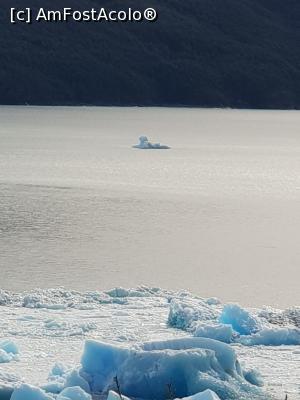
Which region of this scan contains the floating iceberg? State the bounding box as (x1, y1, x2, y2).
(80, 338, 270, 400)
(133, 136, 170, 149)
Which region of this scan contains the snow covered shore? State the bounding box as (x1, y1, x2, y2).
(0, 287, 299, 399)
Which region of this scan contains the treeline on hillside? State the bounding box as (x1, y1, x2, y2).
(0, 0, 300, 108)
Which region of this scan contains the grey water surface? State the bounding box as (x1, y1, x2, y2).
(1, 106, 300, 307)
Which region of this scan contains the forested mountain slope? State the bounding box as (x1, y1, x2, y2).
(0, 0, 300, 108)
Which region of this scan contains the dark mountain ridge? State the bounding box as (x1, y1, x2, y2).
(0, 0, 300, 108)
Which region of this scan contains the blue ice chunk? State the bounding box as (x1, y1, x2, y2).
(0, 341, 19, 355)
(219, 304, 261, 335)
(81, 338, 270, 400)
(0, 341, 19, 364)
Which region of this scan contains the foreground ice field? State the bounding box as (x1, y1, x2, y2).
(0, 288, 299, 400)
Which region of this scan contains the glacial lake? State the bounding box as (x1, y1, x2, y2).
(1, 106, 300, 308)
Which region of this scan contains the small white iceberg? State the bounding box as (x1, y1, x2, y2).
(133, 136, 170, 149)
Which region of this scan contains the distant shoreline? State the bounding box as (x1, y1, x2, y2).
(0, 103, 299, 111)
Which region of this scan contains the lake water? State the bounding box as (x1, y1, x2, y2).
(1, 106, 300, 308)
